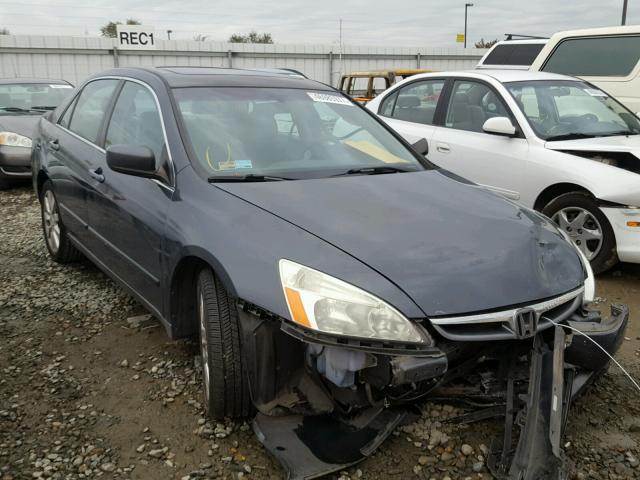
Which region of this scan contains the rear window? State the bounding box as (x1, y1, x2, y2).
(482, 43, 545, 66)
(542, 36, 640, 76)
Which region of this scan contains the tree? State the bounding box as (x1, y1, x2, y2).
(193, 34, 209, 42)
(229, 31, 273, 44)
(475, 38, 498, 49)
(100, 19, 141, 38)
(0, 28, 9, 35)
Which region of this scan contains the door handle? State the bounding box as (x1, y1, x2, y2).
(48, 139, 59, 151)
(436, 142, 451, 153)
(89, 167, 105, 183)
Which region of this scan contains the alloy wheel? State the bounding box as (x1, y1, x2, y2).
(43, 190, 61, 254)
(552, 207, 603, 261)
(198, 291, 211, 405)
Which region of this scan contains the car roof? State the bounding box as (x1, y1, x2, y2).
(405, 69, 580, 84)
(548, 24, 640, 39)
(0, 77, 70, 85)
(90, 66, 333, 90)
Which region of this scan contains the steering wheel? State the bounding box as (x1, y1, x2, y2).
(337, 127, 365, 140)
(579, 113, 598, 123)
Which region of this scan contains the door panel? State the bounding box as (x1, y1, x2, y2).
(86, 81, 170, 309)
(45, 80, 119, 245)
(429, 79, 528, 200)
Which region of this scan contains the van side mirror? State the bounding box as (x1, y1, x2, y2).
(411, 138, 429, 156)
(482, 117, 517, 137)
(106, 145, 158, 179)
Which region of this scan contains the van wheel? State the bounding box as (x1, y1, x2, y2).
(197, 268, 251, 419)
(542, 192, 618, 274)
(40, 181, 83, 263)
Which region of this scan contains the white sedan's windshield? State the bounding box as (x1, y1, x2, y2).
(505, 80, 640, 141)
(173, 87, 425, 179)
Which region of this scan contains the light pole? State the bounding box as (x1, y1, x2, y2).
(622, 0, 628, 25)
(464, 3, 474, 48)
(167, 29, 173, 40)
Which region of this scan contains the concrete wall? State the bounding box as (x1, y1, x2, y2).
(0, 35, 486, 86)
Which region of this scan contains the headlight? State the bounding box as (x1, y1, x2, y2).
(0, 132, 32, 148)
(279, 259, 426, 343)
(558, 230, 595, 305)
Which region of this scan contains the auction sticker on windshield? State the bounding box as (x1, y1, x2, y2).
(584, 88, 607, 97)
(307, 92, 353, 106)
(50, 84, 73, 89)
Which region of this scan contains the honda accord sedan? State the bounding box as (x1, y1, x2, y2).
(32, 67, 627, 479)
(0, 78, 73, 189)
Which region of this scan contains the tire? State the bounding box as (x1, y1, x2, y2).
(542, 192, 618, 274)
(0, 177, 12, 190)
(40, 181, 83, 263)
(197, 268, 251, 419)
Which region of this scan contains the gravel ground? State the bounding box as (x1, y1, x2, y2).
(1, 185, 639, 480)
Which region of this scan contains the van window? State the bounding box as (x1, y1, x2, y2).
(483, 43, 545, 66)
(542, 36, 640, 77)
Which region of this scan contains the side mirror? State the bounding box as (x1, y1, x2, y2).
(106, 145, 158, 179)
(482, 117, 517, 137)
(411, 138, 429, 156)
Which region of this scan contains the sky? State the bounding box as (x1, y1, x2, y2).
(0, 0, 638, 46)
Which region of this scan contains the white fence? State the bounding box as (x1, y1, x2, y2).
(0, 35, 486, 86)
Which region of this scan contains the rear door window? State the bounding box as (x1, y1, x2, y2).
(386, 79, 444, 125)
(67, 79, 119, 143)
(542, 36, 640, 76)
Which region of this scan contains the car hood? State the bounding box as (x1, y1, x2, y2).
(216, 170, 584, 317)
(0, 114, 41, 138)
(546, 134, 640, 153)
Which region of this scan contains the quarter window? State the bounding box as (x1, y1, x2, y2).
(386, 79, 444, 125)
(105, 81, 165, 163)
(542, 36, 640, 77)
(445, 80, 510, 133)
(67, 79, 119, 143)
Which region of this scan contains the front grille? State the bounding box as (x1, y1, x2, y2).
(429, 288, 583, 341)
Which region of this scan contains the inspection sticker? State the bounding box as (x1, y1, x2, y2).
(50, 84, 73, 89)
(584, 88, 607, 97)
(307, 92, 353, 106)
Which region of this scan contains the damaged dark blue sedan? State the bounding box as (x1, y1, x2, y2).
(31, 67, 628, 480)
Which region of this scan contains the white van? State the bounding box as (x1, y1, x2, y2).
(529, 25, 640, 112)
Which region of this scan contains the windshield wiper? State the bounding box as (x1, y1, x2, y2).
(0, 106, 46, 113)
(597, 130, 640, 137)
(208, 174, 292, 183)
(331, 166, 414, 177)
(31, 105, 57, 111)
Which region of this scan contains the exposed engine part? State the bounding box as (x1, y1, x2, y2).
(560, 150, 640, 174)
(307, 344, 375, 387)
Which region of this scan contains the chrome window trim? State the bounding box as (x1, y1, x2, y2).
(429, 287, 584, 326)
(55, 75, 176, 191)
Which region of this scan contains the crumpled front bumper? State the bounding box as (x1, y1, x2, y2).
(239, 302, 629, 480)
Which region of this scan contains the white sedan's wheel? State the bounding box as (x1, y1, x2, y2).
(543, 192, 618, 274)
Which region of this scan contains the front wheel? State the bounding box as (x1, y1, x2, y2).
(197, 268, 252, 420)
(542, 192, 618, 274)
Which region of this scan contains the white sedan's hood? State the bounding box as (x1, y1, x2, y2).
(546, 135, 640, 153)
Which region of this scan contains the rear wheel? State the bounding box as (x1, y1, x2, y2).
(197, 268, 251, 419)
(542, 192, 617, 274)
(41, 181, 82, 263)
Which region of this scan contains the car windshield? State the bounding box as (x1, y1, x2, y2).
(505, 80, 640, 141)
(173, 87, 426, 179)
(0, 83, 73, 112)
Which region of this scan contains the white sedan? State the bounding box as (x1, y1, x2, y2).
(366, 70, 640, 273)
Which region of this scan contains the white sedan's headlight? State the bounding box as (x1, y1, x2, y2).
(558, 230, 595, 305)
(0, 131, 32, 148)
(279, 259, 426, 343)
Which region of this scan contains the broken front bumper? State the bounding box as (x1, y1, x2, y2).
(239, 303, 628, 480)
